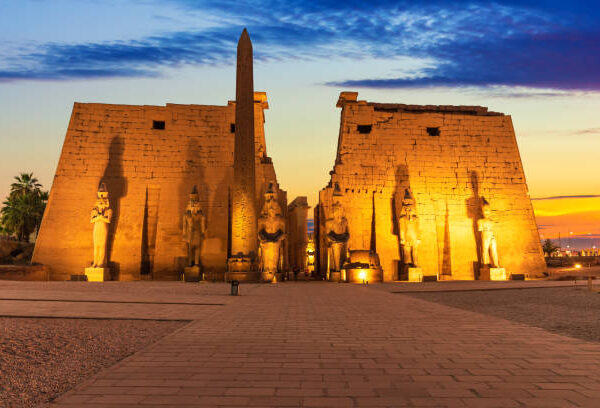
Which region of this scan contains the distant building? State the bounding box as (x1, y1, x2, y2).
(580, 248, 599, 257)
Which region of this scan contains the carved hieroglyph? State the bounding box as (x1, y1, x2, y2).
(478, 197, 499, 267)
(182, 186, 206, 267)
(258, 184, 286, 280)
(90, 183, 112, 267)
(397, 188, 420, 267)
(326, 184, 349, 273)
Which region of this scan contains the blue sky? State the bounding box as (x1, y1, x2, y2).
(1, 0, 599, 243)
(2, 0, 598, 88)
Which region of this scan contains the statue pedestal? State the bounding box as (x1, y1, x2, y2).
(407, 267, 423, 282)
(226, 256, 260, 282)
(345, 267, 383, 283)
(479, 267, 507, 281)
(329, 271, 342, 282)
(490, 268, 507, 281)
(84, 267, 109, 282)
(183, 266, 202, 282)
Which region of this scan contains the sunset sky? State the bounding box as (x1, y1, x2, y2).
(1, 0, 598, 248)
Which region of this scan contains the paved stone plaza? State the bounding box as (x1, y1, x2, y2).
(1, 281, 600, 407)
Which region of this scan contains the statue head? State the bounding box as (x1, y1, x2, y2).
(400, 188, 416, 217)
(187, 185, 202, 214)
(264, 182, 276, 202)
(402, 188, 415, 207)
(96, 183, 109, 209)
(262, 183, 282, 217)
(481, 197, 491, 218)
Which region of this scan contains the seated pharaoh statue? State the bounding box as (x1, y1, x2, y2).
(258, 184, 286, 281)
(182, 186, 206, 268)
(326, 183, 349, 275)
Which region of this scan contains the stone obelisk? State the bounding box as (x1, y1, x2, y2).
(228, 28, 258, 280)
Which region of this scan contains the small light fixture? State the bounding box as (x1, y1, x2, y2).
(575, 264, 582, 269)
(359, 269, 367, 285)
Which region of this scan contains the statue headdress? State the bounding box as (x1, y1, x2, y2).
(97, 183, 108, 198)
(264, 182, 276, 200)
(189, 185, 199, 201)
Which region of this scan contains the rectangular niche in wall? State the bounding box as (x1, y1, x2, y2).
(153, 120, 166, 130)
(357, 125, 372, 134)
(427, 127, 440, 136)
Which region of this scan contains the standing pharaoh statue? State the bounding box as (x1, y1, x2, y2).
(182, 186, 206, 267)
(397, 188, 419, 267)
(326, 184, 349, 276)
(90, 183, 112, 268)
(257, 184, 286, 281)
(478, 198, 499, 267)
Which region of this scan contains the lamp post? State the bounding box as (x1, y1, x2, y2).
(231, 280, 240, 296)
(570, 231, 573, 251)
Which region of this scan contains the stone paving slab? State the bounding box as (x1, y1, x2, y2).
(43, 282, 600, 407)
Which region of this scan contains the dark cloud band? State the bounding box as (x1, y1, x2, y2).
(0, 0, 598, 91)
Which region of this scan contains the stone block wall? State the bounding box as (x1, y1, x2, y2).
(317, 92, 546, 281)
(33, 96, 283, 280)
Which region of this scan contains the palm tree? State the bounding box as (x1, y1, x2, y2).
(10, 173, 42, 198)
(542, 239, 558, 257)
(0, 173, 48, 242)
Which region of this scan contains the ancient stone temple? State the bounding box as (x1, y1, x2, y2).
(32, 30, 287, 281)
(315, 92, 546, 282)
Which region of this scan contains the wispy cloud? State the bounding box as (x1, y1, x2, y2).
(574, 128, 600, 135)
(1, 0, 598, 91)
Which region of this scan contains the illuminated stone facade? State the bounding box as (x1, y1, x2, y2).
(32, 95, 285, 281)
(316, 92, 546, 281)
(287, 196, 310, 273)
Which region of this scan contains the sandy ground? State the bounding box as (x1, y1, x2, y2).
(0, 318, 186, 408)
(405, 286, 600, 343)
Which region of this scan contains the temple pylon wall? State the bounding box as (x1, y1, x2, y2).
(317, 92, 546, 281)
(32, 96, 283, 281)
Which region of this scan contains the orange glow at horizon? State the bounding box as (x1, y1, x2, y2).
(532, 196, 600, 241)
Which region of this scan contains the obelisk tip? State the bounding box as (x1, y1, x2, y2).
(239, 28, 251, 43)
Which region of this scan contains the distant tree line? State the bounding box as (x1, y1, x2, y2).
(0, 173, 48, 242)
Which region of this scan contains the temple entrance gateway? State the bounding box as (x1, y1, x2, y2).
(31, 33, 544, 283)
